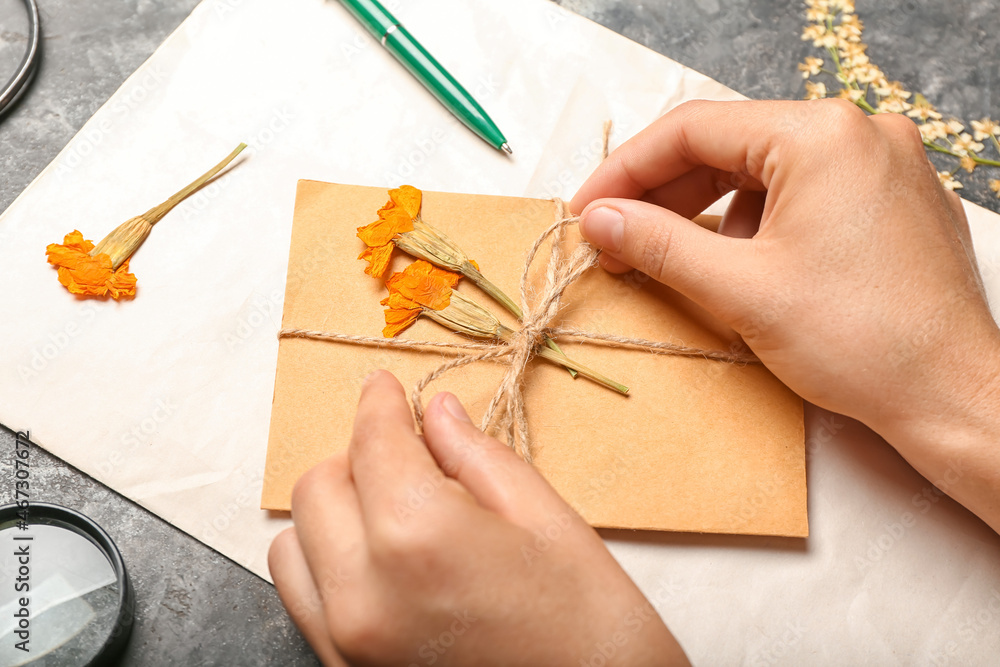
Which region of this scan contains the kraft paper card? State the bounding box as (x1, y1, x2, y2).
(262, 180, 808, 537)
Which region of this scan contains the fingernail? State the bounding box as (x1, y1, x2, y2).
(580, 207, 624, 252)
(362, 370, 381, 389)
(442, 393, 472, 424)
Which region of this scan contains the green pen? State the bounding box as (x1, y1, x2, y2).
(338, 0, 512, 154)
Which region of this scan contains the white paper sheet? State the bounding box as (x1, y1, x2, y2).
(2, 0, 999, 662)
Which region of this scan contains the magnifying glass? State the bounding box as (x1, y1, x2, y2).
(0, 0, 41, 115)
(0, 503, 134, 666)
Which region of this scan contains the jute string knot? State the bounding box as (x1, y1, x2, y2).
(278, 122, 759, 462)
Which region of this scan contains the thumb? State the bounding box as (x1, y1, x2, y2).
(579, 198, 757, 319)
(421, 392, 577, 530)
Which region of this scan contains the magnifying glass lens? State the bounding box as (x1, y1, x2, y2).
(0, 504, 133, 667)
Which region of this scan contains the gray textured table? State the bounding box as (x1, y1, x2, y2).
(1, 1, 997, 664)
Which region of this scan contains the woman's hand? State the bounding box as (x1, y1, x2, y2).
(572, 98, 1000, 532)
(269, 371, 688, 666)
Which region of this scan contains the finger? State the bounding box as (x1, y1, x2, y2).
(420, 392, 575, 529)
(290, 453, 366, 596)
(349, 370, 443, 517)
(269, 528, 348, 667)
(598, 253, 633, 273)
(717, 189, 766, 239)
(570, 99, 853, 212)
(579, 198, 759, 319)
(637, 165, 762, 219)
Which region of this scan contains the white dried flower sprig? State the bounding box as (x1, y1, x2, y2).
(798, 0, 1000, 194)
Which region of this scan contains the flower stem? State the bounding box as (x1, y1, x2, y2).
(143, 143, 248, 224)
(463, 263, 522, 318)
(463, 261, 579, 378)
(535, 346, 629, 395)
(854, 96, 877, 114)
(924, 140, 1000, 167)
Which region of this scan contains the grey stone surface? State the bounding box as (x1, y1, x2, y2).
(1, 1, 998, 665)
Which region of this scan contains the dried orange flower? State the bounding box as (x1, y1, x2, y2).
(360, 186, 623, 384)
(45, 230, 138, 298)
(46, 143, 246, 300)
(380, 260, 461, 337)
(357, 185, 421, 277)
(379, 262, 626, 393)
(358, 185, 521, 318)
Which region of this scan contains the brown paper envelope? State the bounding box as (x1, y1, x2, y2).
(262, 180, 807, 538)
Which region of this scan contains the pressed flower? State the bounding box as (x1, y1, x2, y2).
(971, 118, 999, 142)
(945, 119, 965, 136)
(46, 143, 246, 300)
(380, 260, 461, 337)
(361, 186, 596, 379)
(839, 43, 869, 68)
(876, 97, 911, 114)
(835, 14, 863, 41)
(381, 261, 628, 393)
(874, 80, 911, 100)
(357, 185, 420, 277)
(801, 24, 828, 46)
(805, 6, 828, 22)
(804, 81, 827, 100)
(990, 180, 1000, 197)
(358, 185, 521, 318)
(920, 120, 949, 142)
(952, 133, 984, 156)
(838, 87, 864, 103)
(850, 64, 881, 85)
(960, 156, 977, 173)
(45, 230, 137, 298)
(798, 57, 824, 78)
(938, 171, 963, 191)
(906, 94, 942, 122)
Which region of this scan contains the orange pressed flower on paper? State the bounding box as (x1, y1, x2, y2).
(45, 230, 138, 299)
(380, 260, 461, 337)
(45, 143, 246, 301)
(357, 185, 422, 277)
